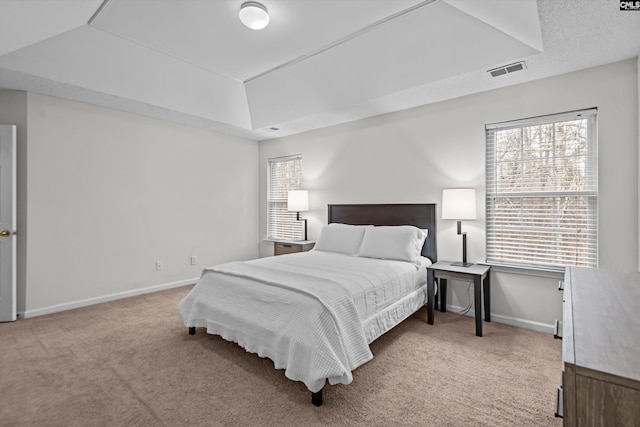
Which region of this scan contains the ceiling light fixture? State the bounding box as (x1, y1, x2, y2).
(239, 2, 270, 30)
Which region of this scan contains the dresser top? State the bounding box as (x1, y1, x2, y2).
(565, 267, 640, 382)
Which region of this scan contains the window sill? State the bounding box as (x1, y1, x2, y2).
(487, 263, 565, 279)
(263, 238, 313, 244)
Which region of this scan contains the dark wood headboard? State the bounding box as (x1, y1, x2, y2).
(327, 204, 437, 262)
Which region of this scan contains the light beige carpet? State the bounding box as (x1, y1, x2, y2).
(0, 286, 562, 426)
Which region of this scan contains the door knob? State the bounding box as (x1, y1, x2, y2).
(0, 230, 11, 237)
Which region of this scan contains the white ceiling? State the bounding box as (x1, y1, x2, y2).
(0, 0, 639, 141)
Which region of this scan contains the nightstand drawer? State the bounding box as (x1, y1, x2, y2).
(274, 241, 315, 256)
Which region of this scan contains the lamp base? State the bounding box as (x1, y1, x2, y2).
(451, 261, 474, 268)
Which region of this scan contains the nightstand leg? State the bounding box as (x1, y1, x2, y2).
(439, 278, 447, 313)
(483, 274, 491, 322)
(474, 276, 482, 337)
(426, 269, 435, 325)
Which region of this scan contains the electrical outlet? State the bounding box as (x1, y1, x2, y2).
(155, 261, 163, 271)
(190, 256, 197, 266)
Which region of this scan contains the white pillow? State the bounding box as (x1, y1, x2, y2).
(358, 225, 428, 263)
(313, 223, 371, 255)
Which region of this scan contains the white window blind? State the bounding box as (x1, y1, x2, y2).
(267, 154, 303, 240)
(485, 108, 597, 272)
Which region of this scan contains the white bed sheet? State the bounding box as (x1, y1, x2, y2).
(178, 251, 430, 392)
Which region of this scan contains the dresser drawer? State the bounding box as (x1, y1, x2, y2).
(274, 241, 314, 256)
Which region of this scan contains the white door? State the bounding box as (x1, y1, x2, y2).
(0, 125, 16, 322)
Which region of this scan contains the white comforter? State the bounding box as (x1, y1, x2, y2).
(178, 250, 428, 392)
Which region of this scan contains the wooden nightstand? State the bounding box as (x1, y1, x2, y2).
(273, 240, 315, 256)
(427, 261, 491, 337)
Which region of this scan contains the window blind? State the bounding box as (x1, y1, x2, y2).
(485, 108, 597, 272)
(267, 154, 303, 240)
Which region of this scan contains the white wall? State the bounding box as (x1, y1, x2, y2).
(0, 92, 259, 315)
(259, 58, 639, 332)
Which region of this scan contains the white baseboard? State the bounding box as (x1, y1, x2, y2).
(444, 304, 555, 334)
(17, 282, 556, 335)
(18, 278, 198, 319)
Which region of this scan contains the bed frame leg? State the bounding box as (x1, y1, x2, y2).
(311, 389, 323, 406)
(188, 327, 196, 335)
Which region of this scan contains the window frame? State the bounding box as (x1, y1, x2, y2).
(267, 154, 304, 241)
(485, 108, 598, 273)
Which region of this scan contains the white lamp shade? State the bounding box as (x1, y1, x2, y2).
(287, 190, 309, 212)
(239, 2, 270, 30)
(442, 188, 477, 220)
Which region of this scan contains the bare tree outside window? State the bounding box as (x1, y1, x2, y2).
(486, 109, 597, 271)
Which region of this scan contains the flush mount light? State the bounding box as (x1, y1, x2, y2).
(239, 2, 270, 30)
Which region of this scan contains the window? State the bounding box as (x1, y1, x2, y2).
(267, 154, 304, 240)
(485, 108, 597, 272)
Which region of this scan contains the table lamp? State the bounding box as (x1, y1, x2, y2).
(442, 188, 477, 267)
(287, 190, 309, 241)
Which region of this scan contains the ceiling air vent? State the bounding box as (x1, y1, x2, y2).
(488, 61, 526, 78)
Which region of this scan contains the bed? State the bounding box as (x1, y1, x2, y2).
(179, 203, 438, 406)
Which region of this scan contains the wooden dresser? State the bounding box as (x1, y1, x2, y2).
(273, 240, 315, 256)
(561, 267, 640, 426)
